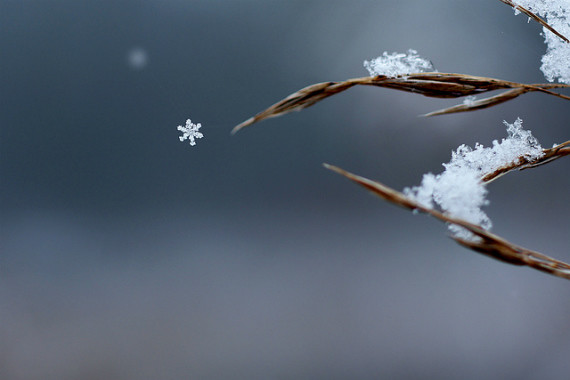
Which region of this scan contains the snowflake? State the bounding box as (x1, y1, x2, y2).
(177, 119, 203, 146)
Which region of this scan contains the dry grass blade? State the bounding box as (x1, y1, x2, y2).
(232, 81, 357, 134)
(425, 85, 570, 116)
(482, 141, 570, 182)
(423, 88, 528, 117)
(233, 73, 570, 133)
(498, 0, 570, 43)
(323, 163, 570, 280)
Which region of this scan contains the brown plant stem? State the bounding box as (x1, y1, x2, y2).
(324, 163, 570, 280)
(497, 0, 570, 43)
(233, 73, 570, 133)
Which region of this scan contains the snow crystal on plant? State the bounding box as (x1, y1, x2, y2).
(463, 95, 477, 106)
(511, 0, 570, 83)
(403, 118, 544, 240)
(363, 49, 435, 77)
(177, 119, 203, 146)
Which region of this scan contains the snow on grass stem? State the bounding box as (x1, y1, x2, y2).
(363, 49, 435, 77)
(403, 118, 543, 240)
(506, 0, 570, 83)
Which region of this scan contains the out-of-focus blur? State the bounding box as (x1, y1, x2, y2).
(1, 1, 570, 379)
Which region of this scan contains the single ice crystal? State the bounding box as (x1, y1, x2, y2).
(177, 119, 204, 146)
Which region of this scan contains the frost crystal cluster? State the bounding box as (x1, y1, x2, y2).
(403, 118, 544, 240)
(363, 49, 435, 77)
(512, 0, 570, 83)
(177, 119, 203, 146)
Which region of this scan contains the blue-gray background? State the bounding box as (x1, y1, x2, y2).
(1, 1, 570, 379)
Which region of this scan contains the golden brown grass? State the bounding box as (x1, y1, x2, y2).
(498, 0, 570, 43)
(482, 141, 570, 183)
(232, 74, 570, 133)
(235, 1, 570, 280)
(323, 141, 570, 280)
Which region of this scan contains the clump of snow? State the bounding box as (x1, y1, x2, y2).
(403, 118, 544, 240)
(363, 49, 435, 77)
(511, 0, 570, 83)
(177, 119, 204, 146)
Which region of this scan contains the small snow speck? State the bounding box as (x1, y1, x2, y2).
(127, 47, 148, 70)
(463, 95, 477, 106)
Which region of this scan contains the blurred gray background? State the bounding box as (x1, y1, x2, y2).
(1, 1, 570, 379)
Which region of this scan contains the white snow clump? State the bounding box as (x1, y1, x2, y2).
(363, 49, 435, 77)
(403, 118, 544, 240)
(177, 119, 204, 146)
(511, 0, 570, 83)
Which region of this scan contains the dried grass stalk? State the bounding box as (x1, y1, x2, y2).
(324, 163, 570, 280)
(423, 88, 527, 117)
(236, 2, 570, 279)
(233, 73, 570, 133)
(482, 141, 570, 182)
(498, 0, 570, 43)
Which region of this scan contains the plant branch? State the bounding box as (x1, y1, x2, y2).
(233, 73, 570, 133)
(324, 163, 570, 280)
(497, 0, 570, 43)
(482, 141, 570, 182)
